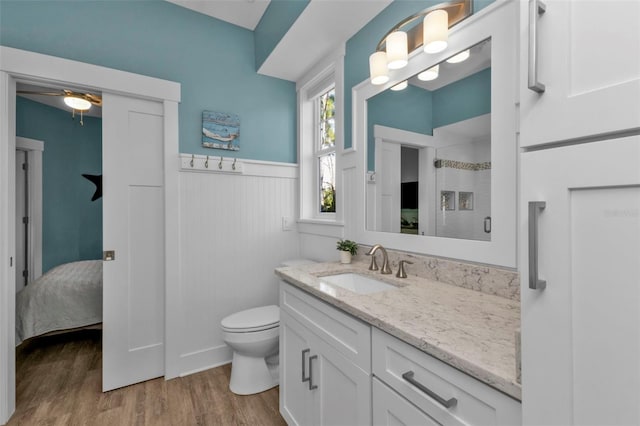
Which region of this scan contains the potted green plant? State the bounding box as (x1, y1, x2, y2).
(336, 239, 358, 264)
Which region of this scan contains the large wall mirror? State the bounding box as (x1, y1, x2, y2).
(366, 38, 491, 241)
(349, 1, 517, 267)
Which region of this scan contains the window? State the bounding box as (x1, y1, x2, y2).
(298, 55, 343, 224)
(317, 88, 336, 213)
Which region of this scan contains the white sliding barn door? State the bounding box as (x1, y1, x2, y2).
(102, 93, 165, 391)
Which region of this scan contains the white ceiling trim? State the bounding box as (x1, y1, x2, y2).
(258, 0, 392, 82)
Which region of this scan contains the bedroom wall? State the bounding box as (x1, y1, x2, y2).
(0, 0, 297, 163)
(15, 97, 102, 274)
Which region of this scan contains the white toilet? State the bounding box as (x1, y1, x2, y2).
(222, 305, 280, 395)
(221, 259, 315, 395)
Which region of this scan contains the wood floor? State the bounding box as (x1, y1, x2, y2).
(8, 330, 286, 426)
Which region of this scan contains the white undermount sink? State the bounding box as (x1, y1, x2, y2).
(318, 273, 396, 295)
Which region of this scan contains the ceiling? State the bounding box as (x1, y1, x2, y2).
(165, 0, 271, 30)
(17, 82, 103, 118)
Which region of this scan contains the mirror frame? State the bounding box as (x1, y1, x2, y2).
(348, 1, 517, 268)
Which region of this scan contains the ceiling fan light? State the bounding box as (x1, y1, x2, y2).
(417, 64, 439, 81)
(64, 96, 91, 111)
(423, 9, 448, 54)
(369, 51, 390, 85)
(390, 80, 408, 91)
(446, 49, 470, 63)
(386, 31, 408, 70)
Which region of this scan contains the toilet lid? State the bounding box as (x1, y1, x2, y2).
(221, 305, 280, 331)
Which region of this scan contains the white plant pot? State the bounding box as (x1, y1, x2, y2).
(340, 251, 352, 264)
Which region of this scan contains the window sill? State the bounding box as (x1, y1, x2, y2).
(297, 219, 344, 237)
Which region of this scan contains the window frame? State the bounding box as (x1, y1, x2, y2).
(297, 53, 344, 224)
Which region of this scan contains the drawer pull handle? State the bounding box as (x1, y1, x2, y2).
(402, 371, 457, 409)
(528, 201, 547, 290)
(308, 355, 318, 390)
(528, 0, 546, 93)
(301, 349, 310, 383)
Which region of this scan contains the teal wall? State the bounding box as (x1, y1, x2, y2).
(344, 0, 495, 150)
(433, 67, 491, 128)
(0, 0, 297, 163)
(254, 0, 309, 71)
(16, 98, 103, 273)
(367, 85, 433, 170)
(367, 68, 491, 170)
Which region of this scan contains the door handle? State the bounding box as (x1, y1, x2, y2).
(301, 349, 310, 383)
(484, 216, 491, 233)
(528, 0, 546, 93)
(528, 201, 546, 290)
(402, 371, 457, 409)
(308, 354, 318, 390)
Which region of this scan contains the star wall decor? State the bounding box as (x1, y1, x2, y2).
(82, 174, 102, 201)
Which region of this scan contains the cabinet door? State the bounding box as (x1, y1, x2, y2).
(520, 0, 640, 147)
(311, 333, 371, 426)
(280, 311, 314, 426)
(373, 378, 441, 426)
(520, 136, 640, 425)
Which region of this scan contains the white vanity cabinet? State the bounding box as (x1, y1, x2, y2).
(279, 282, 372, 426)
(371, 329, 521, 426)
(519, 1, 640, 424)
(519, 0, 640, 148)
(520, 137, 640, 425)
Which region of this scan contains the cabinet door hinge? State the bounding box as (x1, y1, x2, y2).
(22, 216, 29, 224)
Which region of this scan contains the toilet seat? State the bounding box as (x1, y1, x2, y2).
(221, 305, 279, 333)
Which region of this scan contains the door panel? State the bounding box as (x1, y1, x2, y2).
(280, 311, 313, 426)
(520, 0, 640, 147)
(520, 136, 640, 424)
(102, 93, 165, 391)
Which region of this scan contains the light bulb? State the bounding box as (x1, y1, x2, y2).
(417, 64, 439, 81)
(64, 96, 91, 111)
(423, 9, 448, 54)
(369, 51, 390, 85)
(446, 49, 470, 63)
(386, 31, 408, 70)
(390, 81, 408, 91)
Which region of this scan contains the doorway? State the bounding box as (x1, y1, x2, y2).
(0, 46, 181, 425)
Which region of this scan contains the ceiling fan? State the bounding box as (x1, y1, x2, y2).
(17, 88, 102, 125)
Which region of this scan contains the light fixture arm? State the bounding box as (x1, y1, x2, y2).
(374, 0, 472, 53)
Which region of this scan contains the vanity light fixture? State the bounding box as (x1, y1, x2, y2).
(446, 49, 470, 63)
(418, 64, 440, 81)
(390, 80, 408, 91)
(368, 0, 472, 85)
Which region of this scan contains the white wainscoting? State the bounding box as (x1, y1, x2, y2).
(175, 161, 300, 376)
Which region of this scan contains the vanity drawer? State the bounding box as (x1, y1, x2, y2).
(280, 281, 371, 372)
(372, 328, 521, 425)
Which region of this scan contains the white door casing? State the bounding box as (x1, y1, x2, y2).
(102, 93, 166, 391)
(520, 136, 640, 424)
(0, 46, 180, 424)
(14, 150, 26, 291)
(14, 137, 43, 292)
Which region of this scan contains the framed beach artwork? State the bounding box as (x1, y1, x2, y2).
(202, 110, 240, 151)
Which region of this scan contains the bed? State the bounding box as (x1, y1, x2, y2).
(16, 260, 102, 345)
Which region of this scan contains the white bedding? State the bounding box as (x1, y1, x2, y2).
(16, 260, 103, 345)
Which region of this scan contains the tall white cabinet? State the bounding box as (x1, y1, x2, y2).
(519, 1, 640, 424)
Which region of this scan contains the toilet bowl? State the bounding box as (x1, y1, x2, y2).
(222, 259, 316, 395)
(222, 305, 280, 395)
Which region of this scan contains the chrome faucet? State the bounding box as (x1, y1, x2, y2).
(366, 244, 392, 274)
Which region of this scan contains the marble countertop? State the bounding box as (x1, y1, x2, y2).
(275, 261, 521, 401)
